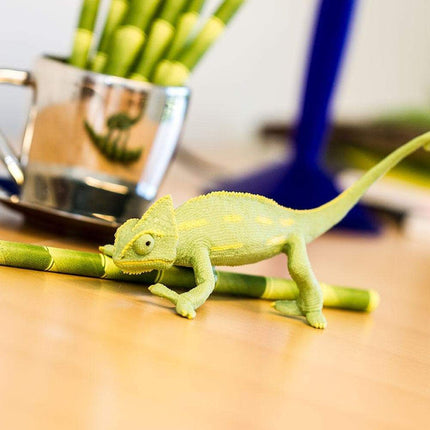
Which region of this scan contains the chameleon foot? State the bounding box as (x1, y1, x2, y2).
(149, 284, 196, 319)
(272, 300, 303, 316)
(176, 295, 196, 319)
(305, 310, 327, 329)
(273, 300, 327, 329)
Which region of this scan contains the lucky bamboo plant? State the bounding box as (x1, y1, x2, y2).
(130, 0, 191, 82)
(90, 0, 130, 72)
(70, 0, 246, 85)
(163, 0, 206, 63)
(103, 0, 163, 76)
(70, 0, 101, 68)
(153, 0, 246, 86)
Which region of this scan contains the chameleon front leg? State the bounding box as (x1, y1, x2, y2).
(274, 235, 327, 329)
(99, 244, 114, 257)
(149, 247, 215, 319)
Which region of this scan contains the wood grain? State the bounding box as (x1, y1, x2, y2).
(0, 160, 429, 429)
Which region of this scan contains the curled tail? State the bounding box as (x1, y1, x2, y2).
(299, 131, 430, 242)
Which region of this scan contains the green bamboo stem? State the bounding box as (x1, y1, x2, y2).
(130, 0, 191, 82)
(164, 0, 206, 61)
(0, 239, 379, 312)
(103, 0, 163, 77)
(90, 0, 130, 72)
(133, 0, 205, 82)
(153, 0, 246, 86)
(70, 0, 101, 68)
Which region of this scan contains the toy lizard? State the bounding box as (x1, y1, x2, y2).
(101, 132, 430, 328)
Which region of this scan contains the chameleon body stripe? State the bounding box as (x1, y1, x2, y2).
(211, 243, 244, 252)
(178, 219, 209, 231)
(256, 216, 273, 225)
(223, 214, 243, 223)
(266, 236, 287, 246)
(280, 218, 295, 227)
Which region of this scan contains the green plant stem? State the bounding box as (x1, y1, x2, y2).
(130, 0, 191, 82)
(70, 0, 101, 68)
(165, 0, 205, 61)
(104, 0, 163, 77)
(150, 0, 205, 83)
(90, 0, 130, 72)
(153, 0, 245, 86)
(0, 239, 379, 312)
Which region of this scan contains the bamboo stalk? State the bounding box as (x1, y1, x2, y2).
(150, 0, 205, 84)
(164, 0, 205, 61)
(103, 0, 163, 77)
(70, 0, 101, 68)
(0, 239, 379, 312)
(90, 0, 130, 72)
(130, 0, 191, 82)
(153, 0, 246, 86)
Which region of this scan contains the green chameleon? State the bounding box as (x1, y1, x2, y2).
(100, 132, 430, 329)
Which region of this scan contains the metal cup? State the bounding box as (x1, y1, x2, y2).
(0, 55, 190, 224)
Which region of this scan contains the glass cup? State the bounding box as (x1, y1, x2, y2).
(0, 55, 190, 224)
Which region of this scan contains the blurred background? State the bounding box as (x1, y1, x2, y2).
(1, 0, 430, 238)
(2, 0, 430, 147)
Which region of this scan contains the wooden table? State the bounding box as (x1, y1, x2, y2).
(0, 158, 429, 429)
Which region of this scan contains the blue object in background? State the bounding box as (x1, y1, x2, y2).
(214, 0, 378, 232)
(0, 177, 20, 196)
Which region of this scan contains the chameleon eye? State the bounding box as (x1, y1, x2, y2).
(133, 234, 154, 255)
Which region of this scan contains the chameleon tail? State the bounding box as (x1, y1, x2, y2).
(299, 131, 430, 242)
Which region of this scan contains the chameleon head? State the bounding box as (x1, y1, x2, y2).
(112, 195, 178, 274)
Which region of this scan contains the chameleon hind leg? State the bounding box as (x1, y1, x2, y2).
(274, 235, 327, 329)
(149, 248, 215, 319)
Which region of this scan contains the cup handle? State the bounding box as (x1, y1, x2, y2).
(0, 69, 35, 186)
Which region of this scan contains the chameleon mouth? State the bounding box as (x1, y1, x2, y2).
(113, 258, 174, 274)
